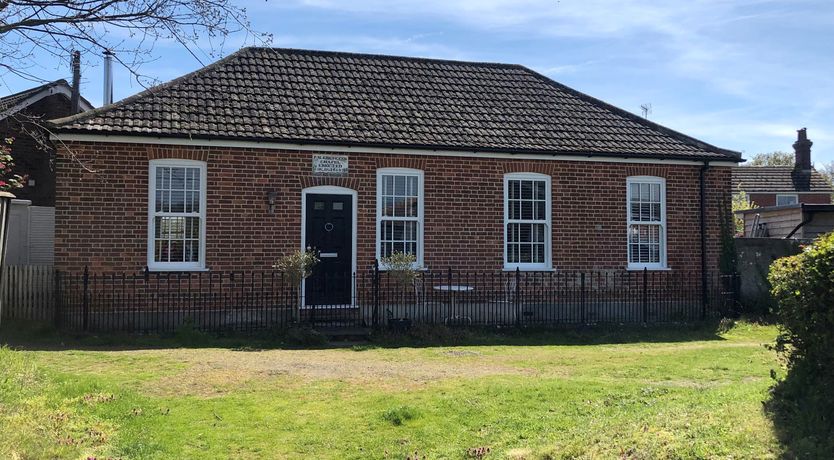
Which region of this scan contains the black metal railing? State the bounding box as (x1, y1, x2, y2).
(51, 265, 740, 333)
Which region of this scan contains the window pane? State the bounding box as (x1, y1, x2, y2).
(405, 197, 418, 217)
(394, 175, 406, 195)
(407, 176, 418, 196)
(170, 191, 185, 213)
(185, 240, 199, 262)
(518, 244, 533, 264)
(185, 217, 200, 239)
(168, 240, 184, 262)
(521, 181, 532, 200)
(155, 240, 168, 262)
(393, 197, 406, 217)
(171, 168, 185, 189)
(520, 201, 533, 220)
(535, 181, 546, 200)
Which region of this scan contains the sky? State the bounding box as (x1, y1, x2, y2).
(2, 0, 833, 164)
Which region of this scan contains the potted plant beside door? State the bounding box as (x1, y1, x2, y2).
(273, 250, 319, 323)
(380, 252, 422, 329)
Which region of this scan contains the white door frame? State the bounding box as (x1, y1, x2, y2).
(300, 185, 358, 307)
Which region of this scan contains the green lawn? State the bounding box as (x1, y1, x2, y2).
(0, 322, 784, 459)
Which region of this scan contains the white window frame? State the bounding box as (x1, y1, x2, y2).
(376, 168, 424, 269)
(626, 176, 667, 270)
(147, 159, 207, 271)
(775, 194, 798, 206)
(503, 172, 552, 271)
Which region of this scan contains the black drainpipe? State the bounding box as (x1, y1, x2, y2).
(699, 161, 710, 318)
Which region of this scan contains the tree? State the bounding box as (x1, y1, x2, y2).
(748, 151, 794, 167)
(0, 0, 271, 86)
(0, 138, 26, 193)
(731, 189, 754, 236)
(1, 0, 271, 179)
(819, 161, 834, 186)
(819, 161, 834, 202)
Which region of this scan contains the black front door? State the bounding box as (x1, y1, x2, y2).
(304, 194, 353, 305)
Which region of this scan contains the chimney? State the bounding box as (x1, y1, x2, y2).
(793, 128, 813, 171)
(102, 49, 114, 106)
(70, 50, 81, 113)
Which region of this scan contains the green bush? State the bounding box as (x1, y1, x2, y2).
(768, 232, 834, 370)
(767, 232, 834, 455)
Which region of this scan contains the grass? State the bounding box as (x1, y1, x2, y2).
(0, 320, 785, 459)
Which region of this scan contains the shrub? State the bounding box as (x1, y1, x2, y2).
(767, 232, 834, 455)
(768, 232, 834, 371)
(379, 251, 420, 286)
(273, 250, 318, 287)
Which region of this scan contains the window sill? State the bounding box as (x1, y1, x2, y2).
(626, 266, 671, 271)
(378, 265, 427, 272)
(502, 267, 555, 272)
(147, 267, 210, 273)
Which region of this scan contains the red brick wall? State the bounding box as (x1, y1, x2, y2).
(55, 141, 732, 274)
(748, 193, 831, 207)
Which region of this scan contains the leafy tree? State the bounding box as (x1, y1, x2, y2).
(0, 138, 25, 193)
(731, 190, 755, 235)
(747, 151, 794, 167)
(819, 161, 834, 201)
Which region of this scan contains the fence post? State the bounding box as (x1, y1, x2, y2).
(514, 267, 521, 327)
(82, 265, 90, 331)
(54, 269, 62, 328)
(580, 272, 586, 324)
(372, 259, 380, 328)
(641, 268, 648, 324)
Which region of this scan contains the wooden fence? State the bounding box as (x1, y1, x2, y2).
(0, 265, 55, 323)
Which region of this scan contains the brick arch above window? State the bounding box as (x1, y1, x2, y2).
(502, 162, 554, 175)
(624, 164, 669, 178)
(375, 157, 426, 170)
(299, 176, 360, 190)
(147, 146, 209, 162)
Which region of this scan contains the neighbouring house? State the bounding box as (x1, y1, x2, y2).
(731, 129, 833, 207)
(0, 78, 93, 265)
(49, 48, 741, 309)
(736, 204, 834, 239)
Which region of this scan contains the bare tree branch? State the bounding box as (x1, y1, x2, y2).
(1, 0, 273, 85)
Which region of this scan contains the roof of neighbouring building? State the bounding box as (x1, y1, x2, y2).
(1, 79, 93, 120)
(731, 166, 834, 193)
(51, 47, 741, 161)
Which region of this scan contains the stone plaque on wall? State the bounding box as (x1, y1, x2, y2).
(312, 155, 349, 177)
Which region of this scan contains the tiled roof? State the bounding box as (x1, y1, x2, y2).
(731, 166, 833, 193)
(53, 48, 741, 161)
(1, 80, 92, 119)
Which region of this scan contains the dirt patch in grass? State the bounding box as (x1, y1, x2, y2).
(142, 348, 542, 397)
